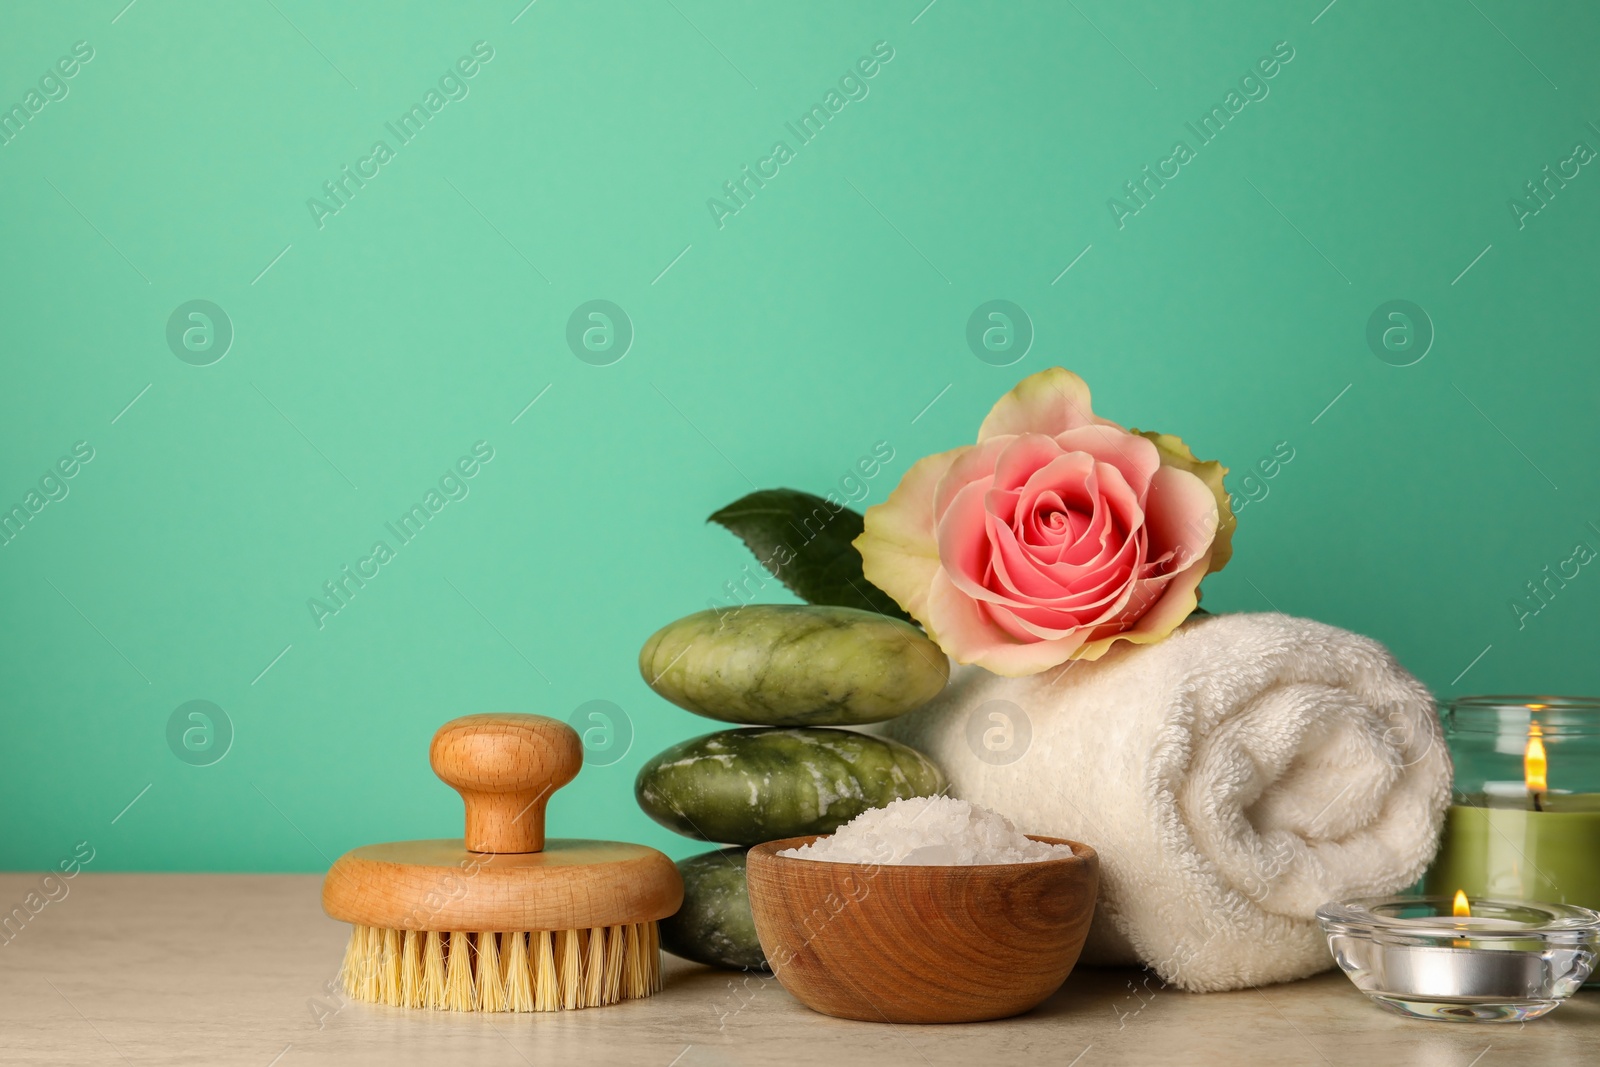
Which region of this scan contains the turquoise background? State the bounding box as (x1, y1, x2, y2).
(3, 1, 1597, 872)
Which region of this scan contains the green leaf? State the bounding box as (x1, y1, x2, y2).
(708, 489, 911, 621)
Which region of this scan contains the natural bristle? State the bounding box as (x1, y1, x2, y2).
(582, 927, 605, 1007)
(400, 930, 422, 1008)
(504, 932, 533, 1012)
(423, 930, 446, 1006)
(339, 923, 663, 1012)
(475, 932, 506, 1012)
(380, 928, 401, 1006)
(444, 931, 474, 1011)
(533, 931, 558, 1012)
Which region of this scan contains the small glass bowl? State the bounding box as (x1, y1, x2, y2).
(1317, 896, 1600, 1022)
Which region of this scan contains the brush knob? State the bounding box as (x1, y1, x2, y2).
(430, 714, 582, 854)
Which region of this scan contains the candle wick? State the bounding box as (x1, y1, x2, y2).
(1532, 790, 1545, 813)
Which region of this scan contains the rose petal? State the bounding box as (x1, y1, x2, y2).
(978, 367, 1121, 441)
(1022, 458, 1139, 574)
(981, 596, 1060, 643)
(932, 435, 1017, 519)
(923, 572, 1094, 675)
(1076, 461, 1136, 569)
(936, 479, 1124, 619)
(921, 567, 1027, 655)
(1070, 466, 1219, 659)
(990, 506, 1134, 609)
(987, 535, 1057, 601)
(1053, 425, 1161, 498)
(1018, 489, 1087, 549)
(1140, 464, 1219, 575)
(1000, 540, 1142, 624)
(936, 478, 1000, 598)
(985, 511, 1079, 601)
(945, 452, 1157, 624)
(990, 434, 1068, 492)
(1073, 549, 1210, 660)
(1134, 428, 1235, 574)
(855, 446, 967, 621)
(1020, 483, 1093, 557)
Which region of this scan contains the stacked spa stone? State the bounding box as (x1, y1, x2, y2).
(634, 604, 950, 970)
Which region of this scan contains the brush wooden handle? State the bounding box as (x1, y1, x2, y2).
(430, 714, 582, 854)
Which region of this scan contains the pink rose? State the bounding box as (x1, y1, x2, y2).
(855, 368, 1233, 675)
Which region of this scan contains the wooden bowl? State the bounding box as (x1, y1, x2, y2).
(746, 834, 1098, 1024)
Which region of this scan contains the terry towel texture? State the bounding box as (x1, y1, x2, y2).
(885, 612, 1451, 992)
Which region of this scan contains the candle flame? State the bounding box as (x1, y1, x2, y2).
(1453, 890, 1471, 918)
(1525, 721, 1548, 794)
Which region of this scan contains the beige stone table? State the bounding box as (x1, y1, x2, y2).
(1, 874, 1595, 1065)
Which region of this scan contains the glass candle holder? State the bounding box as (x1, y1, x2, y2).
(1425, 696, 1600, 909)
(1317, 895, 1600, 1022)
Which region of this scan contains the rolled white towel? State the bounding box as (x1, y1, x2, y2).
(884, 612, 1451, 992)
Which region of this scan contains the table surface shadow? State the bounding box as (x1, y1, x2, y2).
(0, 873, 1595, 1066)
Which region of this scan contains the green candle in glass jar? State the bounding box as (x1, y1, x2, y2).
(1426, 698, 1600, 910)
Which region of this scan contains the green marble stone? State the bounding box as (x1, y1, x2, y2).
(639, 604, 949, 726)
(658, 847, 767, 971)
(635, 726, 947, 846)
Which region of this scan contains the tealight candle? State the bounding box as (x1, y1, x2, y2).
(1425, 697, 1600, 910)
(1317, 895, 1600, 1022)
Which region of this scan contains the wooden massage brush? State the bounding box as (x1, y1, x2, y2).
(322, 714, 683, 1011)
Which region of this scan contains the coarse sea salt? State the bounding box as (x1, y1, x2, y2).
(778, 796, 1075, 865)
